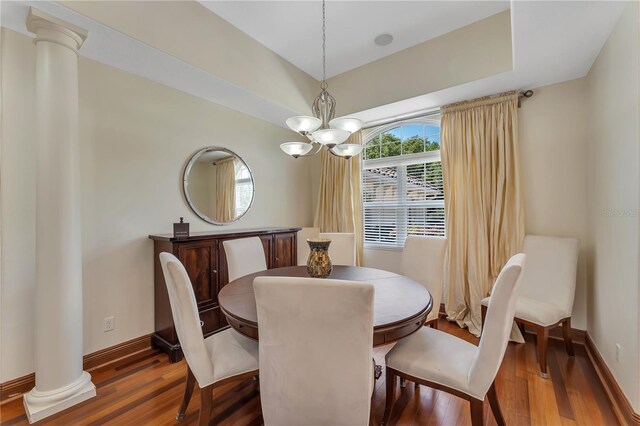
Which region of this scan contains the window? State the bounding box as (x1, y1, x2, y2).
(362, 118, 445, 248)
(234, 163, 253, 217)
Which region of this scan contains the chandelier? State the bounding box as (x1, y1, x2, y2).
(280, 0, 364, 160)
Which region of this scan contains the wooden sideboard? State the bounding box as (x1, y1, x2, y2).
(149, 227, 300, 362)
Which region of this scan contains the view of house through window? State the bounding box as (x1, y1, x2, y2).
(362, 115, 445, 248)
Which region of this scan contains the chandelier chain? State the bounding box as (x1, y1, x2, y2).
(280, 0, 363, 159)
(321, 0, 327, 90)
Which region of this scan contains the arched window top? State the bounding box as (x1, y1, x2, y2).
(364, 118, 440, 161)
(235, 162, 251, 181)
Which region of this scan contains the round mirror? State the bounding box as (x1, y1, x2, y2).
(183, 147, 255, 225)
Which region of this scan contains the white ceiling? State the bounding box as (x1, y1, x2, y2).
(201, 1, 510, 80)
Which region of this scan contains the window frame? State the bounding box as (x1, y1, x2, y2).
(362, 117, 444, 251)
(234, 163, 254, 218)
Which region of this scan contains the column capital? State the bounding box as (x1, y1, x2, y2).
(26, 8, 87, 53)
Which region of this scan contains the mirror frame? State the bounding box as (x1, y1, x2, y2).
(183, 146, 255, 226)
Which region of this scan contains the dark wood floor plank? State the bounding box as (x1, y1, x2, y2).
(515, 376, 532, 426)
(0, 319, 619, 426)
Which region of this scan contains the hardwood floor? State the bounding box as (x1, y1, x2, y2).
(0, 319, 618, 425)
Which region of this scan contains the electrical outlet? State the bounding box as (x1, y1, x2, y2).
(103, 316, 115, 332)
(615, 344, 621, 362)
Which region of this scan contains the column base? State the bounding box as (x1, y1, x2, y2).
(23, 371, 96, 424)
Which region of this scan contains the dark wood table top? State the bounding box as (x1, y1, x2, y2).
(218, 265, 433, 346)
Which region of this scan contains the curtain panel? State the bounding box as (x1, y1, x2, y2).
(215, 157, 236, 223)
(314, 131, 364, 266)
(441, 92, 525, 336)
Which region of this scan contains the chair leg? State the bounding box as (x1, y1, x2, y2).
(536, 326, 549, 378)
(487, 382, 506, 426)
(431, 319, 439, 330)
(382, 367, 396, 425)
(470, 398, 484, 426)
(562, 318, 575, 357)
(198, 385, 213, 426)
(177, 367, 196, 420)
(400, 378, 406, 388)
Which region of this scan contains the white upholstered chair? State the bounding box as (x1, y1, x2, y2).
(297, 227, 320, 265)
(254, 276, 374, 425)
(481, 235, 579, 378)
(159, 253, 259, 426)
(223, 237, 267, 282)
(401, 235, 447, 328)
(383, 254, 526, 426)
(319, 232, 356, 266)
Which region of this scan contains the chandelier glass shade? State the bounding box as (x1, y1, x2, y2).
(311, 128, 351, 147)
(280, 142, 315, 158)
(330, 143, 364, 159)
(285, 116, 322, 135)
(329, 117, 365, 133)
(280, 0, 363, 159)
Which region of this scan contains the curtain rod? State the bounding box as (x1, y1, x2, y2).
(362, 90, 534, 130)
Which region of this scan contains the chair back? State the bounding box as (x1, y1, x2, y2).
(468, 253, 525, 398)
(159, 252, 214, 385)
(254, 276, 374, 425)
(297, 227, 320, 265)
(401, 236, 447, 322)
(223, 237, 267, 282)
(518, 235, 579, 312)
(319, 232, 356, 266)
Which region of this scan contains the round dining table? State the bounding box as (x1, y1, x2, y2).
(218, 265, 433, 348)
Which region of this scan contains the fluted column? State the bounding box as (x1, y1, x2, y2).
(23, 8, 95, 423)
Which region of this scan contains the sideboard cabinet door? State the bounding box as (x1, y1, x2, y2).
(274, 232, 296, 268)
(177, 241, 218, 307)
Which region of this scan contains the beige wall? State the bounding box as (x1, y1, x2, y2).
(61, 1, 318, 116)
(585, 1, 640, 411)
(361, 78, 591, 330)
(0, 28, 315, 381)
(326, 11, 512, 116)
(0, 27, 37, 384)
(518, 78, 590, 329)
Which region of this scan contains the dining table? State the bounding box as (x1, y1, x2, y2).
(218, 265, 433, 379)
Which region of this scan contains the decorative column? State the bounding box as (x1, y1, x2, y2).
(23, 8, 95, 423)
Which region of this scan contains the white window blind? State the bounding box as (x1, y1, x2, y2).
(362, 121, 445, 248)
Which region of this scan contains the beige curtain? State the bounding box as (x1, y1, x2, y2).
(441, 92, 525, 337)
(215, 157, 236, 222)
(314, 131, 364, 266)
